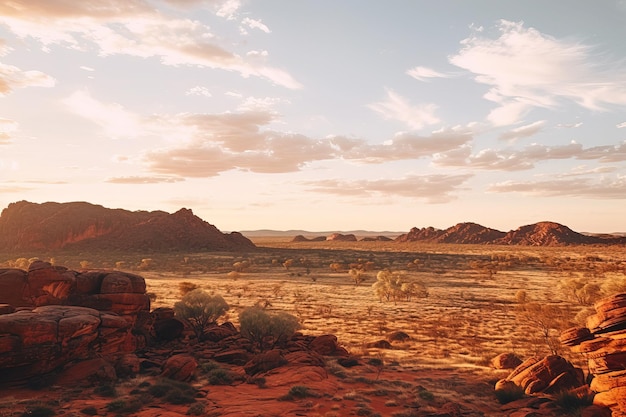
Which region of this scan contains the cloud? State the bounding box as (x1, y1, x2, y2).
(435, 140, 626, 171)
(62, 90, 144, 138)
(237, 96, 284, 112)
(0, 0, 301, 89)
(556, 122, 583, 128)
(450, 20, 626, 126)
(0, 61, 56, 96)
(106, 176, 185, 184)
(304, 174, 473, 203)
(241, 17, 270, 33)
(498, 120, 546, 142)
(0, 118, 18, 144)
(488, 176, 626, 199)
(406, 66, 450, 81)
(368, 89, 440, 130)
(617, 122, 626, 128)
(186, 86, 212, 97)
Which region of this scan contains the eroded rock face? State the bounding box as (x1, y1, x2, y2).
(0, 265, 151, 385)
(495, 355, 585, 396)
(561, 292, 626, 415)
(492, 352, 523, 370)
(0, 305, 134, 383)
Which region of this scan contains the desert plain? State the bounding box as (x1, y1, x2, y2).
(1, 236, 625, 416)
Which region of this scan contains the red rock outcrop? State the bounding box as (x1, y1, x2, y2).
(494, 355, 585, 395)
(0, 263, 152, 385)
(396, 221, 626, 246)
(0, 200, 255, 252)
(326, 233, 357, 242)
(561, 293, 626, 415)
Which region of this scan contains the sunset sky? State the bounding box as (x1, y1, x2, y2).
(1, 1, 625, 233)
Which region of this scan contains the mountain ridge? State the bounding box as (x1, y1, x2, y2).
(0, 201, 255, 252)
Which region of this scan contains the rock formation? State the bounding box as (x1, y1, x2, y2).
(561, 293, 626, 415)
(0, 200, 255, 252)
(494, 355, 585, 396)
(326, 233, 357, 242)
(0, 261, 152, 385)
(396, 221, 626, 246)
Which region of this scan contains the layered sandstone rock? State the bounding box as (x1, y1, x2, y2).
(495, 355, 585, 396)
(561, 293, 626, 416)
(0, 263, 151, 385)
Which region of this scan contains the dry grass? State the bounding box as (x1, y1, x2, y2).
(144, 238, 626, 372)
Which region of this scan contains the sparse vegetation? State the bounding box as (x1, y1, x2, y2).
(239, 306, 300, 351)
(494, 384, 525, 404)
(174, 289, 230, 340)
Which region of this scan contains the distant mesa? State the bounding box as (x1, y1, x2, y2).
(360, 236, 393, 242)
(0, 201, 255, 252)
(326, 233, 357, 242)
(291, 235, 326, 242)
(396, 221, 626, 246)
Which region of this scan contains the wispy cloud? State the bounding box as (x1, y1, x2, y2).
(186, 86, 212, 97)
(0, 0, 301, 89)
(62, 90, 144, 138)
(435, 140, 626, 170)
(0, 59, 55, 96)
(450, 20, 626, 126)
(241, 17, 270, 33)
(617, 122, 626, 128)
(368, 89, 440, 130)
(498, 120, 546, 142)
(304, 174, 473, 203)
(488, 176, 626, 199)
(106, 176, 185, 184)
(0, 118, 18, 144)
(406, 66, 450, 81)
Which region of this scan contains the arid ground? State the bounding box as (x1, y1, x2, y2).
(1, 238, 625, 416)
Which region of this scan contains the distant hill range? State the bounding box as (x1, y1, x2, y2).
(397, 221, 626, 246)
(0, 201, 255, 252)
(276, 221, 625, 246)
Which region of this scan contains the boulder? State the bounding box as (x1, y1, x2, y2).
(500, 355, 584, 395)
(244, 349, 287, 375)
(0, 269, 29, 307)
(492, 352, 523, 370)
(309, 334, 348, 356)
(161, 354, 197, 381)
(55, 358, 117, 386)
(213, 349, 251, 366)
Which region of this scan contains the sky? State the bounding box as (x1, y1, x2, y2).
(0, 1, 625, 233)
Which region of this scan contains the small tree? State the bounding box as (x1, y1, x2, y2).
(372, 270, 428, 303)
(174, 289, 230, 340)
(239, 306, 300, 351)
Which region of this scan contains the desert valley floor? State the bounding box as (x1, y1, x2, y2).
(1, 237, 625, 416)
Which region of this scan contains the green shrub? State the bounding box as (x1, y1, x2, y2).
(93, 384, 117, 397)
(494, 384, 525, 404)
(20, 406, 55, 417)
(105, 399, 142, 413)
(148, 378, 198, 405)
(199, 360, 221, 374)
(417, 388, 434, 401)
(239, 306, 300, 351)
(79, 407, 98, 416)
(187, 402, 205, 416)
(279, 385, 320, 401)
(207, 368, 233, 385)
(554, 389, 594, 414)
(174, 289, 229, 340)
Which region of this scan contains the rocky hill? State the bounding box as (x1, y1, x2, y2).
(0, 201, 255, 252)
(396, 221, 626, 246)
